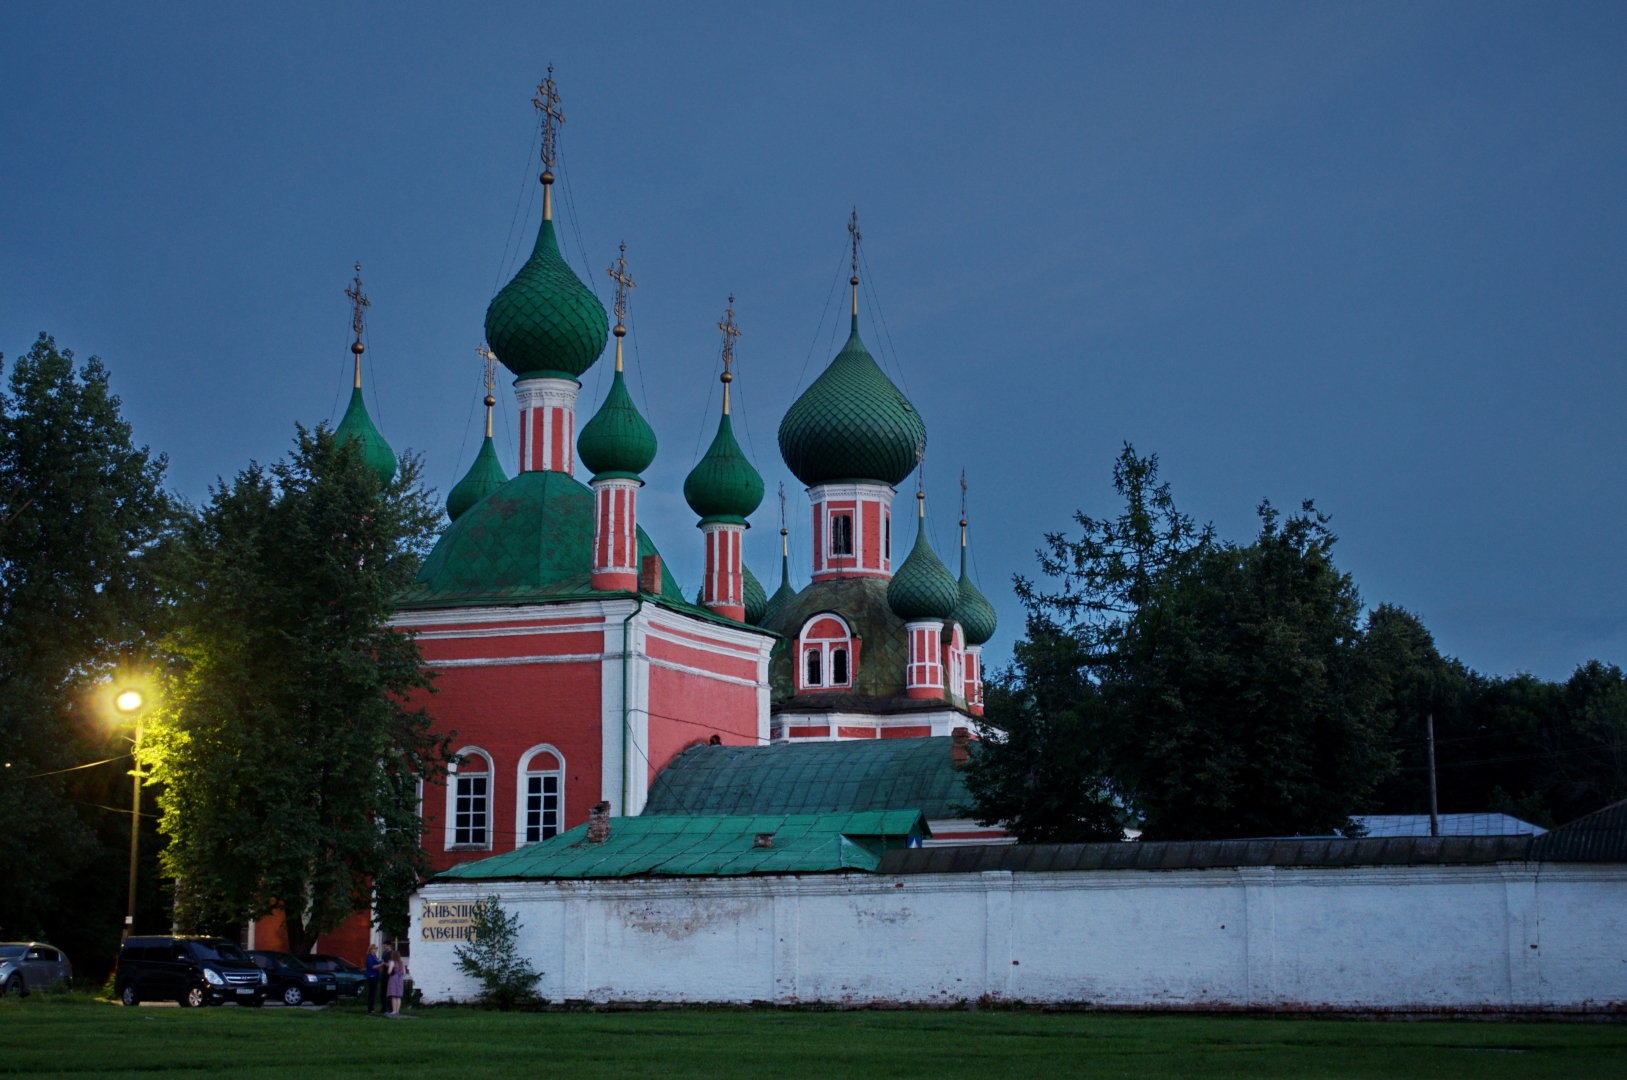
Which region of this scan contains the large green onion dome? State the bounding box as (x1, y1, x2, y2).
(334, 387, 397, 485)
(743, 563, 768, 625)
(446, 436, 508, 522)
(950, 545, 998, 645)
(778, 317, 926, 487)
(484, 218, 609, 381)
(887, 513, 959, 621)
(684, 414, 764, 525)
(577, 369, 657, 479)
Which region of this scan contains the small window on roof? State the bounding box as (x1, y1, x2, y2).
(805, 648, 822, 686)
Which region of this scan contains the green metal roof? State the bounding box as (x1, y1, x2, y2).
(333, 386, 397, 484)
(683, 413, 764, 525)
(777, 317, 926, 487)
(577, 368, 657, 479)
(760, 575, 911, 699)
(484, 218, 608, 381)
(644, 738, 972, 820)
(435, 810, 929, 880)
(950, 543, 998, 646)
(445, 435, 509, 522)
(888, 513, 959, 621)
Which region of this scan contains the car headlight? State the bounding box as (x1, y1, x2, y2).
(203, 969, 225, 986)
(259, 971, 267, 984)
(304, 973, 317, 983)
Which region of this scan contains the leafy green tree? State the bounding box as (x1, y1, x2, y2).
(0, 334, 171, 967)
(454, 896, 543, 1010)
(149, 425, 448, 955)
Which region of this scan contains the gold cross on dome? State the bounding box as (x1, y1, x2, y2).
(606, 243, 635, 327)
(533, 65, 565, 171)
(478, 344, 497, 396)
(848, 209, 861, 277)
(717, 296, 740, 376)
(345, 264, 369, 342)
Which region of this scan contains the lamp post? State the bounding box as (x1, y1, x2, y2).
(113, 688, 146, 941)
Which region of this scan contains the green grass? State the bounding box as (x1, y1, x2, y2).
(0, 994, 1623, 1079)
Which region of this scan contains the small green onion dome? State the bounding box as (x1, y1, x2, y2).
(484, 218, 609, 381)
(778, 317, 926, 487)
(334, 386, 397, 484)
(887, 517, 959, 621)
(446, 435, 509, 522)
(684, 413, 764, 525)
(577, 369, 657, 479)
(743, 563, 768, 625)
(950, 546, 998, 645)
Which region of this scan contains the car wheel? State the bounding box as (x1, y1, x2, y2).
(3, 975, 24, 999)
(182, 985, 206, 1008)
(120, 983, 139, 1007)
(282, 985, 304, 1007)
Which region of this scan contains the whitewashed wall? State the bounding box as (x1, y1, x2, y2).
(411, 863, 1627, 1011)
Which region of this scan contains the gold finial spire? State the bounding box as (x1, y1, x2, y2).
(916, 441, 926, 517)
(848, 209, 861, 319)
(960, 469, 968, 546)
(717, 296, 740, 414)
(532, 65, 564, 221)
(345, 263, 370, 389)
(606, 243, 635, 372)
(779, 482, 788, 555)
(478, 344, 498, 438)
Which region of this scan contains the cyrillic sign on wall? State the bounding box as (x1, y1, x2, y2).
(419, 900, 486, 942)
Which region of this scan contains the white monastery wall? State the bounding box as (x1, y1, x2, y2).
(411, 863, 1626, 1011)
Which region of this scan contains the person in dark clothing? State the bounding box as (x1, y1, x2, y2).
(364, 944, 381, 1014)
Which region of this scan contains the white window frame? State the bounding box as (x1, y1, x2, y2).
(444, 745, 493, 851)
(799, 613, 854, 691)
(514, 744, 566, 848)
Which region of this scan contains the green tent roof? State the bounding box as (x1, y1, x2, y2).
(764, 549, 797, 623)
(435, 810, 929, 880)
(760, 575, 911, 700)
(333, 386, 397, 484)
(577, 368, 657, 479)
(777, 317, 926, 487)
(445, 435, 508, 522)
(484, 218, 608, 381)
(644, 738, 971, 819)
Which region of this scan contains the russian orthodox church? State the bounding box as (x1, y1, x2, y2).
(322, 80, 998, 887)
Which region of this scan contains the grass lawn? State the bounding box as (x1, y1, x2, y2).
(0, 994, 1623, 1079)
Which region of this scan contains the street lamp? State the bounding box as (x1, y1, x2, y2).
(112, 685, 148, 941)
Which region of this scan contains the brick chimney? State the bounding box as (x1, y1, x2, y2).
(951, 727, 970, 765)
(587, 800, 612, 843)
(753, 832, 775, 849)
(639, 554, 663, 596)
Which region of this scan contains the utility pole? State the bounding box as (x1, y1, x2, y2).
(1426, 712, 1440, 839)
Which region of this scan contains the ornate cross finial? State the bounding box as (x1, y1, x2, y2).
(478, 344, 498, 437)
(607, 243, 635, 328)
(915, 440, 926, 510)
(532, 65, 564, 173)
(848, 209, 861, 317)
(345, 263, 370, 387)
(779, 482, 788, 555)
(960, 469, 968, 528)
(717, 296, 741, 413)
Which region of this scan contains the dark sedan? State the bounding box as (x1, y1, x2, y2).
(246, 950, 339, 1006)
(303, 954, 368, 999)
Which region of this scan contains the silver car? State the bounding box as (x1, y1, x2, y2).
(0, 942, 72, 996)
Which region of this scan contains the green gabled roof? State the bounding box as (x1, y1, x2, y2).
(888, 514, 959, 621)
(778, 318, 926, 487)
(484, 218, 608, 381)
(951, 544, 998, 646)
(577, 368, 656, 479)
(334, 386, 397, 484)
(435, 810, 929, 880)
(445, 436, 508, 522)
(683, 413, 764, 525)
(645, 738, 971, 819)
(761, 575, 911, 700)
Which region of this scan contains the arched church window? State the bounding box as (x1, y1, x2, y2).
(446, 748, 491, 850)
(829, 512, 854, 556)
(799, 614, 853, 691)
(516, 746, 564, 847)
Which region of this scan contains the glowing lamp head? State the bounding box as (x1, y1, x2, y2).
(114, 690, 144, 714)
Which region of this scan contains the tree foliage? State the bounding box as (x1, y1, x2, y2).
(0, 334, 172, 965)
(453, 896, 543, 1010)
(149, 425, 448, 953)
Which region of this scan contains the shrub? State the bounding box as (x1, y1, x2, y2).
(453, 896, 542, 1010)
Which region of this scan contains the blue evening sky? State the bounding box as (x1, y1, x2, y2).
(2, 3, 1622, 679)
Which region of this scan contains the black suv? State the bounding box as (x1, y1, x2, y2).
(116, 937, 266, 1008)
(247, 950, 339, 1006)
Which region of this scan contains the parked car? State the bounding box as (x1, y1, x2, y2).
(246, 950, 339, 1006)
(0, 943, 71, 997)
(303, 954, 368, 999)
(115, 937, 266, 1007)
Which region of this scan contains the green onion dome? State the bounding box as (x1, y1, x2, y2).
(484, 218, 608, 381)
(334, 387, 397, 485)
(684, 414, 764, 525)
(743, 563, 768, 625)
(577, 369, 657, 479)
(887, 516, 959, 621)
(950, 546, 998, 645)
(778, 318, 926, 487)
(446, 435, 508, 522)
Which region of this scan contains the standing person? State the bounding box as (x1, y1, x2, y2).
(363, 944, 381, 1014)
(386, 948, 408, 1017)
